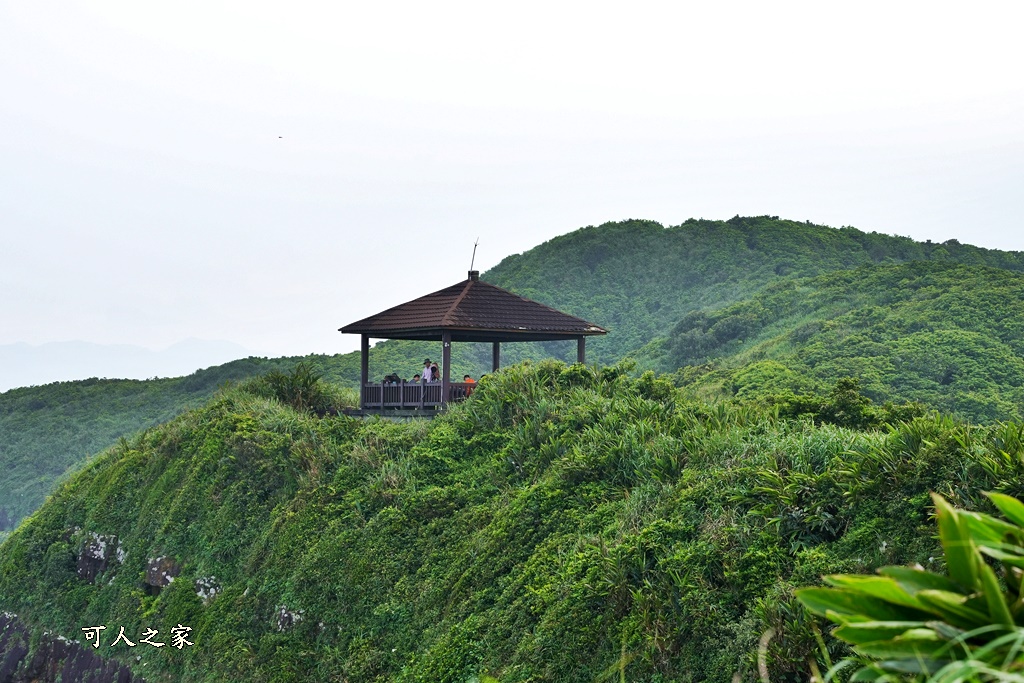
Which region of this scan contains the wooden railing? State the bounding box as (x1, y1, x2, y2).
(361, 382, 475, 410)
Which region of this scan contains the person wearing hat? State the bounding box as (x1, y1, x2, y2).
(422, 359, 433, 383)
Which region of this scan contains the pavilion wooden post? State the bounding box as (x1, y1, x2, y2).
(441, 331, 452, 407)
(360, 334, 369, 409)
(577, 336, 586, 364)
(492, 341, 500, 371)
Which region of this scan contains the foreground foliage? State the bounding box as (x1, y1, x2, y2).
(4, 362, 1024, 681)
(799, 491, 1024, 682)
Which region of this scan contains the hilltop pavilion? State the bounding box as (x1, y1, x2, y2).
(340, 270, 607, 413)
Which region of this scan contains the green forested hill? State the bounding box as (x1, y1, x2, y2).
(647, 261, 1024, 422)
(483, 216, 1024, 365)
(3, 363, 1024, 682)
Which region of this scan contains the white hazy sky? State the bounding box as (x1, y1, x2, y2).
(2, 1, 1023, 360)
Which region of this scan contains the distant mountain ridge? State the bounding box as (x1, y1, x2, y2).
(0, 338, 252, 392)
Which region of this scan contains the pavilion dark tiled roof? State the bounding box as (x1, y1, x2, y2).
(340, 273, 607, 342)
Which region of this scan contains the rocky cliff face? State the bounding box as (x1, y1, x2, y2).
(0, 613, 142, 683)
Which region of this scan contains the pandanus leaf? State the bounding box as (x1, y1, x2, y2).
(824, 575, 928, 611)
(878, 566, 967, 596)
(850, 666, 886, 682)
(933, 494, 977, 590)
(925, 620, 967, 641)
(855, 630, 947, 660)
(962, 511, 1021, 546)
(916, 590, 991, 630)
(978, 546, 1024, 568)
(868, 658, 946, 675)
(976, 554, 1015, 627)
(796, 587, 929, 622)
(825, 610, 872, 624)
(803, 493, 1024, 679)
(856, 643, 942, 663)
(832, 620, 929, 645)
(987, 492, 1024, 528)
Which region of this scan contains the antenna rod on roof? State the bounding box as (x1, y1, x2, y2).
(470, 238, 479, 271)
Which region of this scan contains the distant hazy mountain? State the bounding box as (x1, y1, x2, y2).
(0, 338, 252, 392)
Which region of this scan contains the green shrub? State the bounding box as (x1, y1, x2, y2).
(245, 362, 354, 415)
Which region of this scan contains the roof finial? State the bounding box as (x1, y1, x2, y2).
(469, 238, 480, 281)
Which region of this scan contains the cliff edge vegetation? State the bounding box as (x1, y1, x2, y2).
(3, 362, 1024, 682)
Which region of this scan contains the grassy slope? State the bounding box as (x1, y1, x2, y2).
(648, 261, 1024, 422)
(3, 362, 1024, 682)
